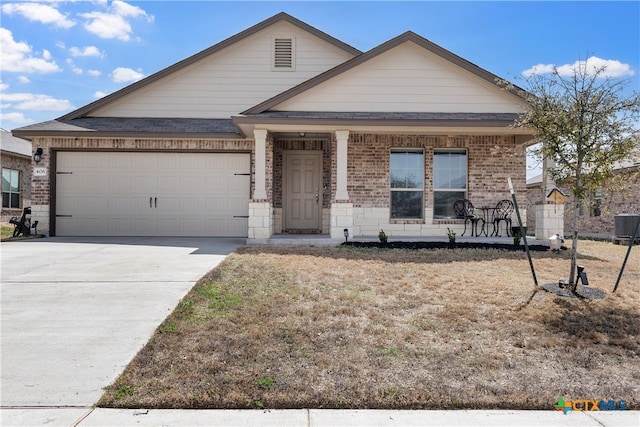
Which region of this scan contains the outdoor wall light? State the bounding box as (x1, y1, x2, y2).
(343, 228, 349, 242)
(33, 147, 43, 164)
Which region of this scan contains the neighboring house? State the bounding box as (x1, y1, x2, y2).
(1, 129, 32, 222)
(527, 161, 640, 237)
(13, 12, 535, 240)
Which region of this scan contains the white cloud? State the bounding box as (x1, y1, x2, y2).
(80, 1, 154, 41)
(88, 70, 102, 77)
(94, 90, 109, 98)
(112, 0, 154, 21)
(523, 56, 634, 78)
(0, 28, 61, 73)
(1, 2, 75, 29)
(522, 64, 555, 77)
(0, 111, 32, 125)
(1, 92, 74, 111)
(18, 76, 31, 84)
(0, 81, 8, 92)
(111, 67, 144, 83)
(66, 58, 83, 75)
(69, 45, 103, 57)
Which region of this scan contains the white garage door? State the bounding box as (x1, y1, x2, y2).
(55, 152, 250, 237)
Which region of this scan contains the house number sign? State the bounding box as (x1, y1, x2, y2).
(34, 167, 47, 177)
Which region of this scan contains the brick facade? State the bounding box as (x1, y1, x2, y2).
(346, 133, 526, 216)
(565, 166, 640, 235)
(1, 153, 32, 221)
(28, 132, 529, 238)
(329, 133, 528, 237)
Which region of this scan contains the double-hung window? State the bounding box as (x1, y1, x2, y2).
(433, 150, 467, 218)
(390, 150, 424, 219)
(2, 168, 21, 209)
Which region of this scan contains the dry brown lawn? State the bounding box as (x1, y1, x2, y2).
(99, 240, 640, 410)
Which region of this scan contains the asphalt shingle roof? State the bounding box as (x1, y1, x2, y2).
(244, 111, 520, 121)
(14, 117, 240, 135)
(0, 129, 32, 157)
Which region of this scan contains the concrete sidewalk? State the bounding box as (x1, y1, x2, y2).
(2, 407, 638, 426)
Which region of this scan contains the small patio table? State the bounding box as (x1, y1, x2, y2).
(477, 206, 497, 237)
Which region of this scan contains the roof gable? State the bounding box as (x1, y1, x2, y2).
(243, 31, 527, 115)
(59, 12, 362, 120)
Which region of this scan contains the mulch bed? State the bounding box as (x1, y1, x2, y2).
(343, 241, 550, 251)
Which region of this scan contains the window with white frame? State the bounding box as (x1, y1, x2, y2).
(390, 149, 424, 219)
(433, 150, 467, 218)
(2, 168, 21, 209)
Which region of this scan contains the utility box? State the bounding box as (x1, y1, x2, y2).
(614, 214, 640, 238)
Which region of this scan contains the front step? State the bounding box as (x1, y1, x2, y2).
(246, 234, 341, 246)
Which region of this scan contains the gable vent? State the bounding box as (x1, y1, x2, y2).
(274, 38, 293, 68)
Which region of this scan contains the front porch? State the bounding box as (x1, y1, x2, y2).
(247, 129, 533, 244)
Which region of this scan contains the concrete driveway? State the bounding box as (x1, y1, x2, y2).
(1, 237, 242, 409)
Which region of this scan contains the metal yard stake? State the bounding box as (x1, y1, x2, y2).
(613, 216, 640, 293)
(508, 177, 538, 287)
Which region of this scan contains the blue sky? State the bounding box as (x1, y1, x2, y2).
(1, 1, 639, 140)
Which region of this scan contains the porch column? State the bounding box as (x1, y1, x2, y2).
(253, 129, 268, 200)
(335, 130, 349, 201)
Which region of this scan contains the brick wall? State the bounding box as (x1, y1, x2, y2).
(564, 166, 640, 235)
(346, 133, 527, 214)
(1, 153, 32, 221)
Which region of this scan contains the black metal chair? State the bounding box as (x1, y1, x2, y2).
(453, 199, 484, 237)
(491, 199, 514, 237)
(9, 207, 32, 237)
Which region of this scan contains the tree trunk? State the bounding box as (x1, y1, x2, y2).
(569, 198, 580, 292)
(569, 170, 583, 293)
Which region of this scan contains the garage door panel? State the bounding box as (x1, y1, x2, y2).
(56, 152, 250, 237)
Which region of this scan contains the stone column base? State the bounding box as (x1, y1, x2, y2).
(330, 202, 353, 240)
(535, 204, 564, 240)
(248, 201, 272, 239)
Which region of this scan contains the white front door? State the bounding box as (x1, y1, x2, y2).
(283, 151, 322, 232)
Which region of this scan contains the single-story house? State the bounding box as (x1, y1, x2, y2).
(1, 129, 32, 222)
(13, 12, 536, 240)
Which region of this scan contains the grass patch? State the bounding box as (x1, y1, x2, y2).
(98, 240, 640, 410)
(255, 377, 276, 388)
(1, 223, 15, 240)
(197, 283, 243, 313)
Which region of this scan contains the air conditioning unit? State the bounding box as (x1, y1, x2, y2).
(614, 214, 640, 237)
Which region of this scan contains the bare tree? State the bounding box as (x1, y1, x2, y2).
(508, 63, 640, 292)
